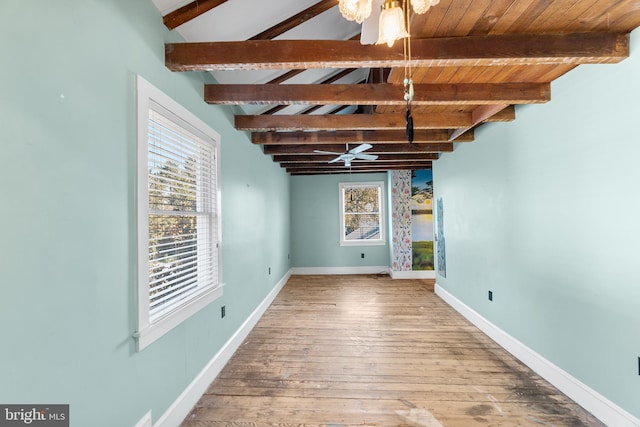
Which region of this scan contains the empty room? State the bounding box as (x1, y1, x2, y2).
(1, 1, 639, 426)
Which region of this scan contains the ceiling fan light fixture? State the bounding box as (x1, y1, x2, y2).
(376, 0, 408, 47)
(339, 0, 373, 24)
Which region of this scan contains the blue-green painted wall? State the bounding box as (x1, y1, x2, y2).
(291, 173, 390, 268)
(434, 29, 640, 418)
(0, 1, 290, 426)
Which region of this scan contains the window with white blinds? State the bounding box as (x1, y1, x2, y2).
(136, 76, 222, 350)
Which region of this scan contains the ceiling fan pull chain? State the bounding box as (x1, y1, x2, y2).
(406, 104, 414, 143)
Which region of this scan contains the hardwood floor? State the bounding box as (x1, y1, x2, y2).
(182, 275, 603, 427)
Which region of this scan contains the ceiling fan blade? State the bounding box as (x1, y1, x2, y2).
(349, 143, 373, 154)
(354, 153, 378, 161)
(360, 0, 383, 45)
(314, 150, 342, 155)
(328, 156, 343, 164)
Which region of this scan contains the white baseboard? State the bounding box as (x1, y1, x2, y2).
(390, 270, 435, 279)
(134, 411, 152, 427)
(154, 270, 292, 427)
(435, 283, 640, 427)
(290, 266, 390, 275)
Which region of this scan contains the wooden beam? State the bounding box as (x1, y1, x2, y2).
(253, 129, 474, 145)
(287, 163, 432, 174)
(448, 104, 509, 141)
(236, 112, 473, 131)
(163, 0, 228, 30)
(274, 153, 439, 163)
(289, 167, 431, 175)
(263, 143, 455, 155)
(285, 159, 435, 167)
(485, 105, 515, 122)
(238, 107, 515, 131)
(206, 83, 550, 105)
(249, 0, 336, 40)
(280, 160, 432, 170)
(166, 33, 629, 71)
(266, 70, 305, 85)
(260, 69, 359, 115)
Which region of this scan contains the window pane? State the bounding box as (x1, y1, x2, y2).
(148, 161, 197, 212)
(344, 187, 380, 213)
(344, 213, 381, 240)
(148, 214, 199, 320)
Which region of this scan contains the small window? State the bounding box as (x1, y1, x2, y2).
(339, 181, 385, 246)
(136, 76, 222, 350)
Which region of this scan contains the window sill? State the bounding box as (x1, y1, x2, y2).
(135, 285, 223, 351)
(340, 240, 386, 247)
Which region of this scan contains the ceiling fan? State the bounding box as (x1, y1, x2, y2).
(314, 143, 379, 167)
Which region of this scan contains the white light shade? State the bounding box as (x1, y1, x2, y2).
(410, 0, 430, 14)
(339, 0, 373, 24)
(376, 1, 408, 47)
(411, 0, 440, 14)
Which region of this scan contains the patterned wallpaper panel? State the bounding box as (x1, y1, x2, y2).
(390, 170, 413, 271)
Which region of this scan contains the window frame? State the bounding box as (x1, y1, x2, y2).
(136, 76, 223, 351)
(339, 181, 386, 247)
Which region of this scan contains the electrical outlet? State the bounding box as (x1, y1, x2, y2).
(488, 290, 493, 301)
(361, 253, 365, 259)
(221, 305, 226, 318)
(268, 267, 271, 275)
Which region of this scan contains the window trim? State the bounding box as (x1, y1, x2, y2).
(339, 181, 386, 247)
(135, 76, 223, 351)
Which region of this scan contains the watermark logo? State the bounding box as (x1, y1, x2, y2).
(0, 405, 68, 426)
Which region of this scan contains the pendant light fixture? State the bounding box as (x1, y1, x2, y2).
(338, 0, 440, 37)
(376, 0, 408, 47)
(338, 0, 373, 24)
(410, 0, 440, 14)
(338, 0, 440, 142)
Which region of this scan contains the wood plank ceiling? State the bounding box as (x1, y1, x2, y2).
(154, 0, 640, 175)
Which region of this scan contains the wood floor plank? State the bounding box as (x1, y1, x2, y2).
(181, 275, 603, 427)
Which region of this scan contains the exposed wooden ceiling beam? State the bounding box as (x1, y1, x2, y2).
(487, 105, 515, 122)
(448, 104, 509, 141)
(281, 160, 438, 169)
(287, 163, 432, 174)
(166, 33, 629, 71)
(240, 105, 516, 131)
(253, 129, 473, 145)
(274, 153, 439, 163)
(289, 168, 430, 175)
(263, 143, 455, 155)
(163, 0, 228, 30)
(238, 112, 471, 131)
(261, 69, 360, 115)
(206, 83, 550, 105)
(266, 70, 305, 85)
(249, 0, 336, 40)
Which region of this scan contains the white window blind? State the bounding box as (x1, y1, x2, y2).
(136, 76, 222, 350)
(147, 104, 219, 322)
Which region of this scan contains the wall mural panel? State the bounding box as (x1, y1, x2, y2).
(411, 170, 434, 270)
(436, 197, 446, 277)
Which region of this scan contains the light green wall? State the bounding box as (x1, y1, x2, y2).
(291, 173, 391, 268)
(434, 29, 640, 418)
(0, 1, 290, 426)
